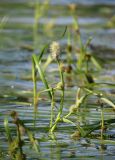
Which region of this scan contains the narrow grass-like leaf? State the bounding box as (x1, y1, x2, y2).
(91, 56, 101, 70)
(37, 44, 49, 63)
(100, 97, 115, 109)
(60, 26, 67, 39)
(98, 140, 115, 145)
(83, 118, 115, 137)
(32, 54, 52, 99)
(73, 17, 85, 70)
(76, 123, 86, 137)
(62, 118, 76, 125)
(38, 88, 52, 95)
(26, 129, 40, 153)
(43, 55, 52, 71)
(55, 26, 68, 41)
(4, 117, 12, 143)
(84, 36, 93, 50)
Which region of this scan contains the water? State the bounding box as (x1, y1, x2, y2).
(0, 0, 115, 159)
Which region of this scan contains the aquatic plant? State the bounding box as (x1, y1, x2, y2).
(49, 41, 65, 133)
(31, 40, 115, 138)
(31, 14, 115, 137)
(1, 1, 115, 159)
(4, 111, 40, 159)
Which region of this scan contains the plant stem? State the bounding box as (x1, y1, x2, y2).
(101, 106, 104, 139)
(50, 59, 64, 132)
(57, 59, 64, 115)
(50, 88, 55, 128)
(32, 58, 37, 113)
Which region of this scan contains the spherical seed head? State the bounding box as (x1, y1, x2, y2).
(69, 105, 77, 113)
(50, 41, 60, 60)
(56, 82, 64, 90)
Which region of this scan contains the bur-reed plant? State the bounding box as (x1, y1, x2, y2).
(49, 41, 65, 133)
(31, 5, 115, 138)
(31, 35, 114, 138)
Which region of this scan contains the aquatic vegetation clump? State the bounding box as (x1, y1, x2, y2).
(31, 18, 115, 137)
(4, 111, 40, 160)
(2, 2, 115, 158)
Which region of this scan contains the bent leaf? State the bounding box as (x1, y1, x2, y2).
(100, 97, 115, 109)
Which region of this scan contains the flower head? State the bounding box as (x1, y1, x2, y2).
(50, 41, 60, 60)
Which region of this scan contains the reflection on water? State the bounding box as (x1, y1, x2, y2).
(0, 0, 115, 159)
